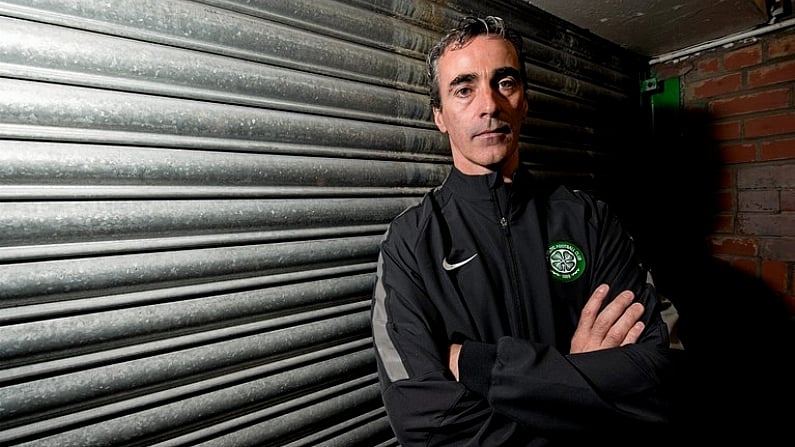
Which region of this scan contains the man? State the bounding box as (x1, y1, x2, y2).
(371, 16, 679, 446)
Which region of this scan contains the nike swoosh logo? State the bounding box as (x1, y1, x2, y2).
(442, 253, 478, 271)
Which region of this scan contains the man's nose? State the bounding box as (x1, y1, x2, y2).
(478, 88, 501, 117)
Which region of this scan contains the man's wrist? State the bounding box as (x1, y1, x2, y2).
(458, 340, 497, 399)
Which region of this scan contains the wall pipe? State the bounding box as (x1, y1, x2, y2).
(649, 16, 795, 65)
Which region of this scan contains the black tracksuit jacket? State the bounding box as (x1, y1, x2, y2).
(371, 166, 676, 446)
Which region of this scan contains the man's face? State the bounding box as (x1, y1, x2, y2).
(432, 35, 527, 177)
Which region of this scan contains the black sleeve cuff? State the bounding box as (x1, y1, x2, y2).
(458, 340, 497, 399)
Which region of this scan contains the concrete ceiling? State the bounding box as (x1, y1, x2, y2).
(525, 0, 772, 57)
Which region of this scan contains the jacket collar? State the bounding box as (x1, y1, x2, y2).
(444, 165, 535, 201)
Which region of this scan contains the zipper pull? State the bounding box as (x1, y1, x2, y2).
(500, 216, 508, 228)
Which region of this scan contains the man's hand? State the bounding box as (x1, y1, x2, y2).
(449, 343, 461, 381)
(570, 284, 645, 354)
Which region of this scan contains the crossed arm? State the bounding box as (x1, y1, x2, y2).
(449, 283, 645, 380)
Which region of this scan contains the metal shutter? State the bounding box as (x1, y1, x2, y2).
(0, 0, 645, 445)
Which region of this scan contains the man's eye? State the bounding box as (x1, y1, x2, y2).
(454, 87, 472, 97)
(498, 79, 517, 89)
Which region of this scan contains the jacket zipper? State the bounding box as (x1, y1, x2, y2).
(493, 189, 528, 336)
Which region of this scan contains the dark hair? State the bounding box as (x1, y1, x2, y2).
(427, 16, 527, 109)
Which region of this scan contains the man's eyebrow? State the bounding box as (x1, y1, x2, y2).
(494, 66, 521, 80)
(449, 73, 477, 89)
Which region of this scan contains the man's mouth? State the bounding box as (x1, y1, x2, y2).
(474, 126, 510, 137)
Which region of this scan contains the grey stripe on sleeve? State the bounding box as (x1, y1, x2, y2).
(372, 252, 409, 382)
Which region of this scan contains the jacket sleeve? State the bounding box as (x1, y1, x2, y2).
(457, 194, 678, 441)
(371, 231, 536, 446)
(458, 309, 674, 438)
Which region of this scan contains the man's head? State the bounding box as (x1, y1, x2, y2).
(427, 16, 529, 177)
(427, 16, 527, 110)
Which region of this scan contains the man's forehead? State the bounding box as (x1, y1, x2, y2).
(443, 34, 515, 55)
(438, 36, 520, 79)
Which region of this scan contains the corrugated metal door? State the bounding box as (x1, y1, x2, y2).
(0, 0, 646, 445)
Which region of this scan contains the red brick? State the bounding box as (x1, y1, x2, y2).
(689, 73, 743, 100)
(760, 238, 795, 262)
(745, 112, 795, 138)
(782, 294, 795, 314)
(748, 60, 795, 88)
(761, 137, 795, 160)
(738, 190, 780, 212)
(724, 45, 762, 70)
(711, 253, 733, 265)
(683, 102, 709, 113)
(652, 62, 694, 80)
(717, 169, 733, 189)
(711, 120, 742, 140)
(732, 257, 759, 276)
(782, 191, 795, 211)
(697, 57, 720, 74)
(769, 32, 795, 58)
(712, 237, 758, 255)
(761, 260, 788, 292)
(716, 191, 734, 210)
(737, 164, 795, 188)
(720, 143, 756, 163)
(738, 213, 795, 236)
(712, 213, 735, 233)
(709, 88, 790, 117)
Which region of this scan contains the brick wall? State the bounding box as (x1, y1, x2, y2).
(653, 27, 795, 313)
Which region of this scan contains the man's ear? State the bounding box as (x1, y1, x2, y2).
(433, 107, 447, 133)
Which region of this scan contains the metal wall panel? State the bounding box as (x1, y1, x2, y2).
(0, 0, 646, 445)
